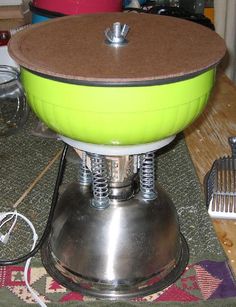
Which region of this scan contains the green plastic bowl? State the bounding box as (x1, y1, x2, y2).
(21, 68, 215, 145)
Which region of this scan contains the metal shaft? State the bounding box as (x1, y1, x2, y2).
(78, 151, 92, 185)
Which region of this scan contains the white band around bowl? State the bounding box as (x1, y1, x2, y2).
(60, 135, 176, 156)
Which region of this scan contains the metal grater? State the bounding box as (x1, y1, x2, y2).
(206, 137, 236, 219)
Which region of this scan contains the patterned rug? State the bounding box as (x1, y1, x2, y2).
(1, 114, 236, 306)
(0, 260, 236, 306)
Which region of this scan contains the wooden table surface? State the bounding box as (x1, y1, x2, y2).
(185, 72, 236, 277)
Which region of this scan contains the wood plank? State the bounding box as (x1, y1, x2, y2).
(185, 72, 236, 276)
(0, 18, 26, 30)
(0, 6, 24, 20)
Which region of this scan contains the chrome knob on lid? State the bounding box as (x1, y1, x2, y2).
(104, 22, 129, 46)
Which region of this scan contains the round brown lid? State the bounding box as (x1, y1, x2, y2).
(8, 12, 226, 86)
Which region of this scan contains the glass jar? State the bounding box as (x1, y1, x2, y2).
(0, 65, 29, 136)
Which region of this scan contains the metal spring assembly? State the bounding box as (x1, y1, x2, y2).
(78, 151, 92, 185)
(140, 152, 157, 200)
(90, 154, 110, 209)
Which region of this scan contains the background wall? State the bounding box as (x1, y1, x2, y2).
(214, 0, 236, 83)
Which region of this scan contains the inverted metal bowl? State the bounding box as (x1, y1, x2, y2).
(41, 182, 189, 299)
(21, 68, 215, 145)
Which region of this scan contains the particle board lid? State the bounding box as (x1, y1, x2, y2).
(8, 12, 226, 86)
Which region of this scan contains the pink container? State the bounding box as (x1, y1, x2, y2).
(32, 0, 123, 15)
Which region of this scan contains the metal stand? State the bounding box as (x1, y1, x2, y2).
(41, 143, 189, 299)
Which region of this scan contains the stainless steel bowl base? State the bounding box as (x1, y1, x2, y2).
(41, 178, 189, 299)
(41, 233, 188, 299)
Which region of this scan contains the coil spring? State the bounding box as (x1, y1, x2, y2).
(78, 152, 91, 185)
(140, 152, 157, 199)
(91, 154, 109, 209)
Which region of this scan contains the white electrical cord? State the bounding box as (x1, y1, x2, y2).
(0, 211, 48, 307)
(0, 212, 18, 244)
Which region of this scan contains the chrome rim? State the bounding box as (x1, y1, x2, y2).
(41, 233, 189, 299)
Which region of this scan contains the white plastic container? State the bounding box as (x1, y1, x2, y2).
(0, 45, 18, 68)
(0, 31, 18, 68)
